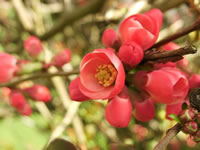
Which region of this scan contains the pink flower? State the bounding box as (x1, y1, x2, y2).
(189, 74, 200, 89)
(9, 90, 32, 116)
(79, 48, 125, 99)
(119, 9, 163, 50)
(23, 84, 51, 102)
(102, 28, 120, 48)
(118, 42, 144, 67)
(24, 36, 43, 57)
(68, 77, 90, 101)
(145, 67, 189, 104)
(134, 98, 155, 122)
(105, 87, 132, 127)
(133, 71, 148, 90)
(0, 52, 17, 83)
(51, 49, 71, 67)
(165, 101, 184, 120)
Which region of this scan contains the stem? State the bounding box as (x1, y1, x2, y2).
(39, 0, 106, 40)
(151, 18, 200, 48)
(153, 123, 182, 150)
(0, 71, 79, 88)
(143, 45, 197, 63)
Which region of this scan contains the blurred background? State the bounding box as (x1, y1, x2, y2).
(0, 0, 200, 150)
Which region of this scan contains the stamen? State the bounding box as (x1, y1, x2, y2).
(95, 64, 117, 87)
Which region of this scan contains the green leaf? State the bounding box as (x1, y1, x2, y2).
(45, 138, 78, 150)
(168, 114, 182, 124)
(182, 102, 188, 110)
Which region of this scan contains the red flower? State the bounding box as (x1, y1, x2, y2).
(189, 74, 200, 89)
(51, 49, 71, 67)
(79, 48, 125, 99)
(165, 101, 184, 120)
(0, 52, 17, 83)
(119, 9, 163, 50)
(23, 84, 51, 102)
(68, 77, 90, 101)
(9, 90, 32, 116)
(134, 98, 155, 122)
(24, 36, 43, 57)
(105, 87, 132, 127)
(102, 28, 120, 48)
(145, 67, 189, 104)
(118, 42, 144, 67)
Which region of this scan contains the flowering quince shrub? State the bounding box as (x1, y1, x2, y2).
(0, 35, 72, 116)
(68, 8, 197, 128)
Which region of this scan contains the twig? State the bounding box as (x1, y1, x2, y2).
(12, 0, 34, 32)
(153, 123, 182, 150)
(143, 45, 197, 63)
(0, 71, 79, 88)
(151, 18, 200, 48)
(48, 102, 80, 143)
(39, 0, 106, 40)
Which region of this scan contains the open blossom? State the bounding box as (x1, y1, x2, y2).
(102, 28, 120, 48)
(118, 42, 144, 67)
(105, 87, 132, 127)
(134, 97, 155, 122)
(145, 67, 189, 104)
(0, 52, 17, 83)
(79, 48, 125, 99)
(24, 36, 43, 57)
(23, 84, 51, 102)
(51, 48, 71, 67)
(9, 90, 32, 116)
(68, 77, 90, 101)
(119, 9, 163, 50)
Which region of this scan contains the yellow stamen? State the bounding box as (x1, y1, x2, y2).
(95, 64, 117, 87)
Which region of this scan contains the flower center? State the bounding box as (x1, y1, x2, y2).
(95, 64, 117, 87)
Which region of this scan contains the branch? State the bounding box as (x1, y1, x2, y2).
(0, 71, 79, 88)
(143, 45, 197, 63)
(151, 18, 200, 48)
(39, 0, 106, 40)
(153, 123, 182, 150)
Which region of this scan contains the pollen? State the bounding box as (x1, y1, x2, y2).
(95, 64, 117, 87)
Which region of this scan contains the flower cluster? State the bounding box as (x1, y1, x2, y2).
(177, 106, 200, 143)
(69, 8, 200, 128)
(0, 36, 72, 115)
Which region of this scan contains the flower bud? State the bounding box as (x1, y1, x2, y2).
(68, 77, 90, 101)
(24, 36, 43, 57)
(0, 52, 17, 83)
(23, 84, 51, 102)
(189, 74, 200, 89)
(118, 42, 144, 67)
(105, 87, 132, 128)
(196, 113, 200, 124)
(133, 71, 147, 90)
(51, 49, 71, 67)
(182, 121, 198, 135)
(9, 90, 32, 116)
(134, 98, 155, 122)
(194, 130, 200, 143)
(102, 28, 120, 48)
(179, 108, 198, 123)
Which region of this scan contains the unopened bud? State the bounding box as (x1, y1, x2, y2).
(179, 108, 198, 123)
(183, 121, 198, 135)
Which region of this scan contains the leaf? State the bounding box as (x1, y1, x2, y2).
(168, 114, 182, 124)
(181, 102, 188, 110)
(45, 138, 78, 150)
